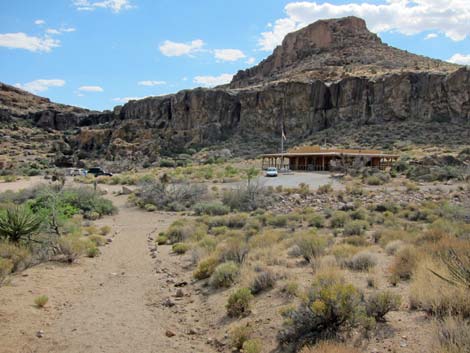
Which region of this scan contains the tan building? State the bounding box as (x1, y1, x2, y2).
(261, 146, 398, 171)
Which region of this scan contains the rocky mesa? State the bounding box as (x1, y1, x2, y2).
(1, 16, 469, 167)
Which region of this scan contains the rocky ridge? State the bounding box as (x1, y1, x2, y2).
(0, 17, 469, 168)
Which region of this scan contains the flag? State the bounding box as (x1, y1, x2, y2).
(282, 128, 286, 141)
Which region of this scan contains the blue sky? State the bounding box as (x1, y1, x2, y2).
(1, 0, 469, 111)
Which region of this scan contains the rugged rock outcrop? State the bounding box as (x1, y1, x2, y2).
(1, 17, 469, 166)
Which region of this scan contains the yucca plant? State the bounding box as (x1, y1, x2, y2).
(0, 206, 43, 243)
(429, 248, 470, 289)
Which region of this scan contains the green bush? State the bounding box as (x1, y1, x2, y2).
(266, 214, 289, 227)
(193, 256, 219, 280)
(242, 339, 262, 353)
(34, 295, 49, 308)
(330, 211, 350, 228)
(159, 158, 176, 168)
(144, 203, 157, 212)
(210, 261, 239, 288)
(193, 201, 230, 216)
(88, 234, 106, 246)
(156, 234, 168, 245)
(306, 213, 325, 228)
(293, 231, 329, 263)
(226, 287, 253, 317)
(366, 290, 401, 321)
(343, 220, 369, 236)
(172, 242, 190, 254)
(229, 325, 251, 350)
(278, 274, 364, 349)
(0, 206, 42, 243)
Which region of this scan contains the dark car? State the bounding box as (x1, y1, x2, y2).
(87, 167, 113, 177)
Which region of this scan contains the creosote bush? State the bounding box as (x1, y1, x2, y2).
(226, 287, 253, 317)
(278, 272, 364, 349)
(172, 242, 190, 254)
(293, 231, 329, 263)
(366, 290, 401, 321)
(193, 201, 230, 216)
(210, 261, 239, 288)
(193, 256, 219, 280)
(242, 339, 262, 353)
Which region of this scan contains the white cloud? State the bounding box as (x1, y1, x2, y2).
(78, 85, 104, 92)
(448, 53, 470, 65)
(46, 29, 61, 35)
(112, 96, 148, 103)
(259, 1, 470, 51)
(425, 33, 438, 40)
(73, 0, 133, 13)
(246, 57, 256, 65)
(159, 39, 204, 57)
(137, 80, 166, 86)
(15, 79, 65, 93)
(0, 32, 60, 52)
(34, 19, 45, 25)
(214, 49, 246, 62)
(193, 73, 233, 87)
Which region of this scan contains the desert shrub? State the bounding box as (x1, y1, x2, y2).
(34, 295, 49, 308)
(343, 236, 368, 247)
(330, 211, 350, 228)
(307, 213, 325, 228)
(250, 270, 276, 294)
(282, 281, 300, 298)
(226, 213, 248, 228)
(434, 316, 470, 353)
(347, 251, 377, 271)
(99, 225, 111, 235)
(376, 229, 414, 247)
(266, 214, 289, 227)
(330, 244, 361, 267)
(88, 234, 106, 246)
(0, 206, 43, 243)
(278, 273, 364, 349)
(293, 231, 329, 263)
(0, 241, 32, 271)
(385, 240, 404, 255)
(0, 258, 13, 284)
(193, 201, 229, 216)
(300, 341, 361, 353)
(410, 257, 470, 317)
(230, 325, 252, 350)
(166, 220, 206, 243)
(226, 287, 253, 317)
(375, 201, 399, 213)
(218, 237, 249, 264)
(317, 183, 333, 194)
(86, 246, 100, 257)
(343, 220, 369, 236)
(222, 182, 274, 211)
(57, 236, 93, 262)
(193, 256, 219, 280)
(144, 203, 157, 212)
(364, 175, 384, 185)
(159, 158, 176, 168)
(210, 261, 239, 288)
(389, 246, 418, 281)
(137, 181, 207, 211)
(60, 187, 116, 217)
(350, 208, 368, 220)
(242, 339, 262, 353)
(172, 242, 190, 254)
(366, 290, 401, 321)
(156, 234, 168, 245)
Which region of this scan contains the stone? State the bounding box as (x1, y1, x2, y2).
(165, 330, 175, 337)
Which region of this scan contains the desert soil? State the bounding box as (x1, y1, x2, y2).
(0, 181, 217, 353)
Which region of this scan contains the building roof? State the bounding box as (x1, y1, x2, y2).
(261, 146, 399, 158)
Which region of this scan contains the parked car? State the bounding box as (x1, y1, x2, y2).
(87, 167, 112, 177)
(65, 168, 87, 177)
(265, 167, 278, 177)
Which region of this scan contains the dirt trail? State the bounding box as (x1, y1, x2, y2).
(0, 188, 215, 353)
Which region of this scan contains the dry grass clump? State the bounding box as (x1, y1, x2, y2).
(0, 258, 13, 284)
(365, 290, 401, 321)
(385, 240, 404, 255)
(343, 220, 369, 236)
(300, 341, 361, 353)
(292, 231, 330, 263)
(409, 257, 470, 317)
(217, 237, 248, 263)
(88, 234, 106, 246)
(99, 225, 111, 235)
(193, 256, 219, 280)
(375, 228, 415, 247)
(330, 211, 350, 228)
(229, 324, 252, 350)
(226, 287, 253, 317)
(389, 246, 418, 282)
(0, 241, 32, 271)
(330, 244, 362, 267)
(433, 316, 470, 353)
(250, 269, 276, 294)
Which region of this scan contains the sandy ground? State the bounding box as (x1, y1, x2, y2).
(0, 183, 218, 353)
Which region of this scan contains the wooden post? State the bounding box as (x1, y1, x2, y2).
(322, 155, 325, 171)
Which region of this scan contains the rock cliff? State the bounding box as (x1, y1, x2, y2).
(1, 17, 469, 167)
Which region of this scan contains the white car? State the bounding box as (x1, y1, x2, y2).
(265, 167, 278, 177)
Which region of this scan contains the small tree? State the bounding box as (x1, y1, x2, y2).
(0, 206, 43, 243)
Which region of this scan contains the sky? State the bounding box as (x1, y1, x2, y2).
(1, 0, 470, 111)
